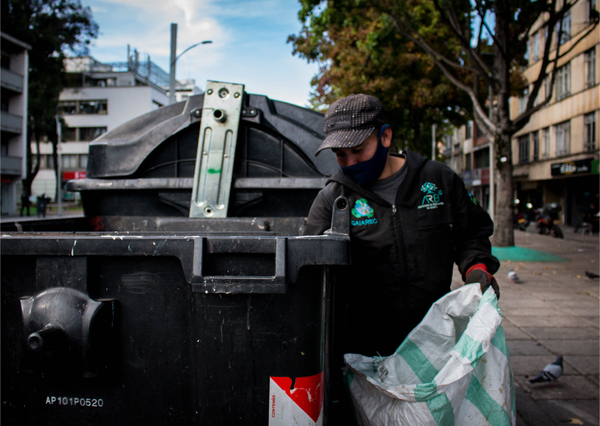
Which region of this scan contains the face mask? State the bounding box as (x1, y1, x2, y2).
(341, 124, 390, 186)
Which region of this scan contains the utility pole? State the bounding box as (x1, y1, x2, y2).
(55, 115, 62, 216)
(488, 85, 495, 221)
(168, 23, 212, 104)
(169, 23, 177, 104)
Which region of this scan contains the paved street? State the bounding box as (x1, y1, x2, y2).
(488, 227, 598, 426)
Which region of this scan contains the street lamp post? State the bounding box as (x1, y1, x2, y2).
(55, 114, 62, 216)
(169, 23, 212, 104)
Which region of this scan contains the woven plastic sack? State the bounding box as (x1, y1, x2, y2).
(344, 284, 515, 426)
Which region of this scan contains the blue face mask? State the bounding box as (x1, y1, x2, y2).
(341, 124, 390, 186)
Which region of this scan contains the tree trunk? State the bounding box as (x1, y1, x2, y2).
(492, 131, 515, 247)
(52, 141, 59, 202)
(24, 129, 41, 196)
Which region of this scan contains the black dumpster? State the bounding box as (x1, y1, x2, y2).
(1, 81, 349, 425)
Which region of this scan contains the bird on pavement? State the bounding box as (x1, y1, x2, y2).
(585, 271, 599, 279)
(528, 355, 563, 384)
(508, 269, 519, 283)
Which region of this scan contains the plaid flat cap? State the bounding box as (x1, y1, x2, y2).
(316, 94, 385, 155)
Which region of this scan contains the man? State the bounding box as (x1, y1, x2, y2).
(303, 94, 499, 421)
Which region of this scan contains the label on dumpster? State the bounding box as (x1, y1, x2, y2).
(269, 371, 323, 426)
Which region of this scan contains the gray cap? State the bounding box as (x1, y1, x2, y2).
(316, 94, 385, 155)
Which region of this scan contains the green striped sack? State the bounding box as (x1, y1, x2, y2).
(344, 284, 515, 426)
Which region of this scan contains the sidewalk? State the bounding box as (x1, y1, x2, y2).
(1, 204, 83, 222)
(495, 226, 599, 425)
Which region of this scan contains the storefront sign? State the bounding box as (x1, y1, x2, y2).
(481, 168, 490, 184)
(551, 158, 593, 176)
(462, 170, 472, 186)
(62, 171, 86, 180)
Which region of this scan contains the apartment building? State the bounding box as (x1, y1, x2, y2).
(512, 0, 599, 225)
(0, 32, 30, 215)
(444, 121, 493, 213)
(32, 55, 172, 200)
(444, 1, 598, 224)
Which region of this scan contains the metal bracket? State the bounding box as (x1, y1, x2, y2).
(189, 81, 245, 218)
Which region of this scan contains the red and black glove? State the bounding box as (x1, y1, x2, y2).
(465, 263, 500, 299)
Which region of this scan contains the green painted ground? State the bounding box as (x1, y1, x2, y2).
(491, 246, 568, 262)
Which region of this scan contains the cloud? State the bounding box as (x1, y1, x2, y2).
(82, 0, 314, 105)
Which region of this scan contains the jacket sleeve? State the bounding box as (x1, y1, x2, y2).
(450, 172, 500, 280)
(302, 185, 335, 236)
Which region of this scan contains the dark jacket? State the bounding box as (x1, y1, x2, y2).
(303, 150, 499, 357)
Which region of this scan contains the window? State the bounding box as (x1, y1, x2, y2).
(585, 113, 597, 152)
(79, 154, 88, 169)
(474, 147, 490, 168)
(555, 62, 571, 101)
(542, 127, 550, 158)
(79, 100, 107, 114)
(556, 11, 571, 45)
(465, 121, 472, 139)
(58, 101, 77, 115)
(590, 0, 598, 22)
(533, 32, 540, 61)
(47, 155, 55, 169)
(555, 121, 571, 156)
(79, 127, 107, 141)
(465, 153, 472, 170)
(532, 131, 539, 161)
(519, 135, 530, 164)
(62, 154, 78, 169)
(518, 87, 529, 114)
(62, 126, 77, 142)
(1, 55, 10, 70)
(586, 48, 596, 87)
(60, 126, 107, 142)
(58, 99, 108, 115)
(544, 75, 552, 100)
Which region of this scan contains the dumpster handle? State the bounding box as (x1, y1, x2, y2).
(192, 237, 286, 294)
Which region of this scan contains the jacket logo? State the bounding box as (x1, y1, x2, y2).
(419, 182, 444, 210)
(351, 199, 377, 226)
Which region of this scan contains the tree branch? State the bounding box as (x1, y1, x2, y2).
(432, 0, 496, 85)
(387, 12, 497, 135)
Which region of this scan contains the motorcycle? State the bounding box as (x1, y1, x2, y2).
(535, 203, 564, 238)
(513, 211, 529, 231)
(513, 203, 535, 231)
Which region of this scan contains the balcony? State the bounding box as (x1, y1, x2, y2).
(0, 111, 23, 134)
(0, 68, 24, 93)
(1, 155, 22, 176)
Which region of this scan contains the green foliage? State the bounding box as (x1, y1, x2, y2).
(289, 0, 470, 155)
(2, 0, 98, 193)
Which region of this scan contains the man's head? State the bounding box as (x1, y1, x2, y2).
(316, 94, 386, 156)
(316, 94, 394, 185)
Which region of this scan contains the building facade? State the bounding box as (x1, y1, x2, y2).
(1, 32, 30, 215)
(512, 0, 599, 225)
(444, 121, 493, 213)
(444, 1, 598, 226)
(32, 56, 172, 200)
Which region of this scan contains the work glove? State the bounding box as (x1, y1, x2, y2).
(465, 263, 500, 300)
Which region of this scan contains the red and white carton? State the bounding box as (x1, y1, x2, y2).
(269, 371, 324, 426)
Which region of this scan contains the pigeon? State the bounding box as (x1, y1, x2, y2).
(508, 269, 520, 283)
(585, 271, 599, 279)
(528, 355, 563, 384)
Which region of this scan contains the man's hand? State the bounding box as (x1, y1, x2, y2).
(465, 264, 500, 299)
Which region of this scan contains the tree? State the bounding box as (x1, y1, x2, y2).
(1, 0, 98, 200)
(291, 0, 598, 247)
(288, 1, 473, 156)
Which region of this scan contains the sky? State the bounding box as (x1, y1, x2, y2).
(79, 0, 321, 107)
